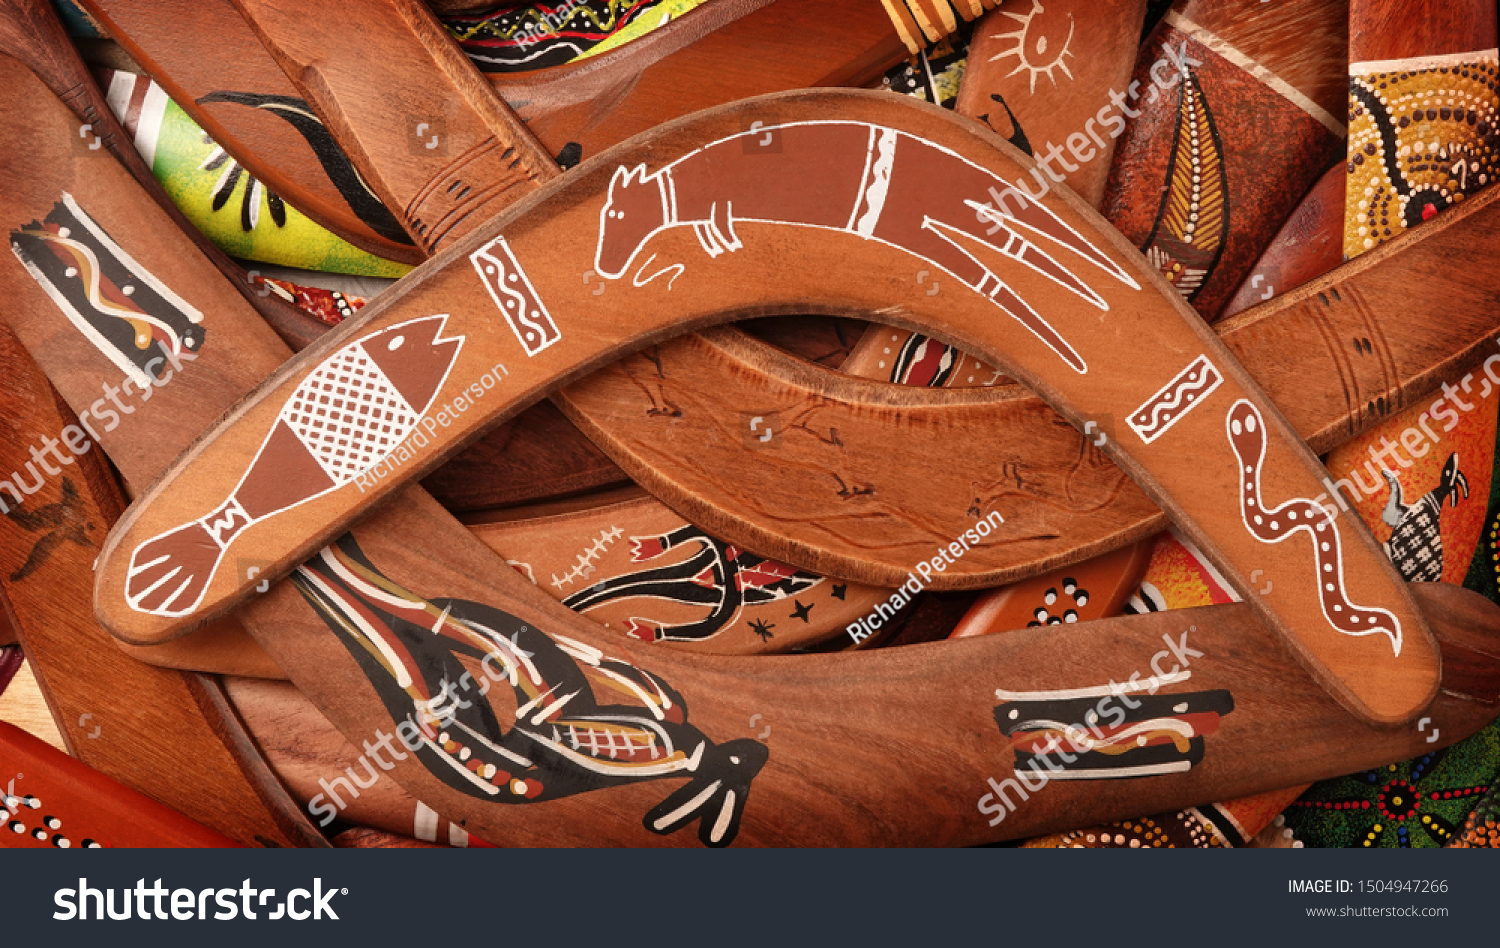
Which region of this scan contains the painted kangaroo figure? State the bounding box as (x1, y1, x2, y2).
(593, 121, 1139, 374)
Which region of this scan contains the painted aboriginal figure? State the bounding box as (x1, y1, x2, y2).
(10, 194, 206, 389)
(124, 316, 463, 617)
(985, 0, 1077, 95)
(560, 525, 823, 642)
(592, 120, 1141, 374)
(994, 679, 1234, 779)
(2, 478, 94, 584)
(1139, 68, 1228, 304)
(292, 535, 768, 847)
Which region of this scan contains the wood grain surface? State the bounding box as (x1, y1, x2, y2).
(0, 322, 322, 847)
(1347, 0, 1497, 62)
(1221, 162, 1344, 317)
(231, 0, 557, 258)
(0, 48, 873, 713)
(198, 0, 879, 520)
(956, 0, 1150, 208)
(820, 0, 1149, 387)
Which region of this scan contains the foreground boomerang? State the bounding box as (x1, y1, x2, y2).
(93, 89, 1441, 725)
(4, 61, 1497, 845)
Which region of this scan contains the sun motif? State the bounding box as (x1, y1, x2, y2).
(987, 0, 1076, 95)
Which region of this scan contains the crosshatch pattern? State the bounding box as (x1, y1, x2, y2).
(281, 345, 419, 484)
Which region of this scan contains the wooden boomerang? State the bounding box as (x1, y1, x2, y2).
(78, 0, 919, 264)
(122, 553, 1500, 846)
(194, 0, 1473, 603)
(229, 0, 1491, 601)
(4, 66, 1489, 842)
(95, 90, 1441, 724)
(223, 595, 1492, 848)
(554, 177, 1500, 590)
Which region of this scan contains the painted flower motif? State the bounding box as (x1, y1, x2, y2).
(1282, 719, 1500, 848)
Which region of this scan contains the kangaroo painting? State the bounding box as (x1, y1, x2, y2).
(592, 120, 1140, 374)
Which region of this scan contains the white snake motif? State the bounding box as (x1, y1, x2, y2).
(1226, 399, 1402, 656)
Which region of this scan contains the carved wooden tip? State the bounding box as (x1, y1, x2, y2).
(880, 0, 1000, 55)
(405, 137, 543, 254)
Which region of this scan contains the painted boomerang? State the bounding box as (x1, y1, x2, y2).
(1, 62, 1488, 846)
(94, 89, 1440, 725)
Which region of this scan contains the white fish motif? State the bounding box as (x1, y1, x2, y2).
(124, 315, 464, 618)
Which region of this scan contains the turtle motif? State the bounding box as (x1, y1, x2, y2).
(1380, 453, 1469, 581)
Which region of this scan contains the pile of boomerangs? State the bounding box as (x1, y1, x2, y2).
(1, 0, 1499, 849)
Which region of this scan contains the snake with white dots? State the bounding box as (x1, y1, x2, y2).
(1225, 399, 1403, 656)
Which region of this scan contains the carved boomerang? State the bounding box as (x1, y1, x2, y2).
(3, 62, 1488, 845)
(79, 0, 950, 263)
(94, 89, 1440, 725)
(228, 0, 1480, 600)
(554, 182, 1500, 590)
